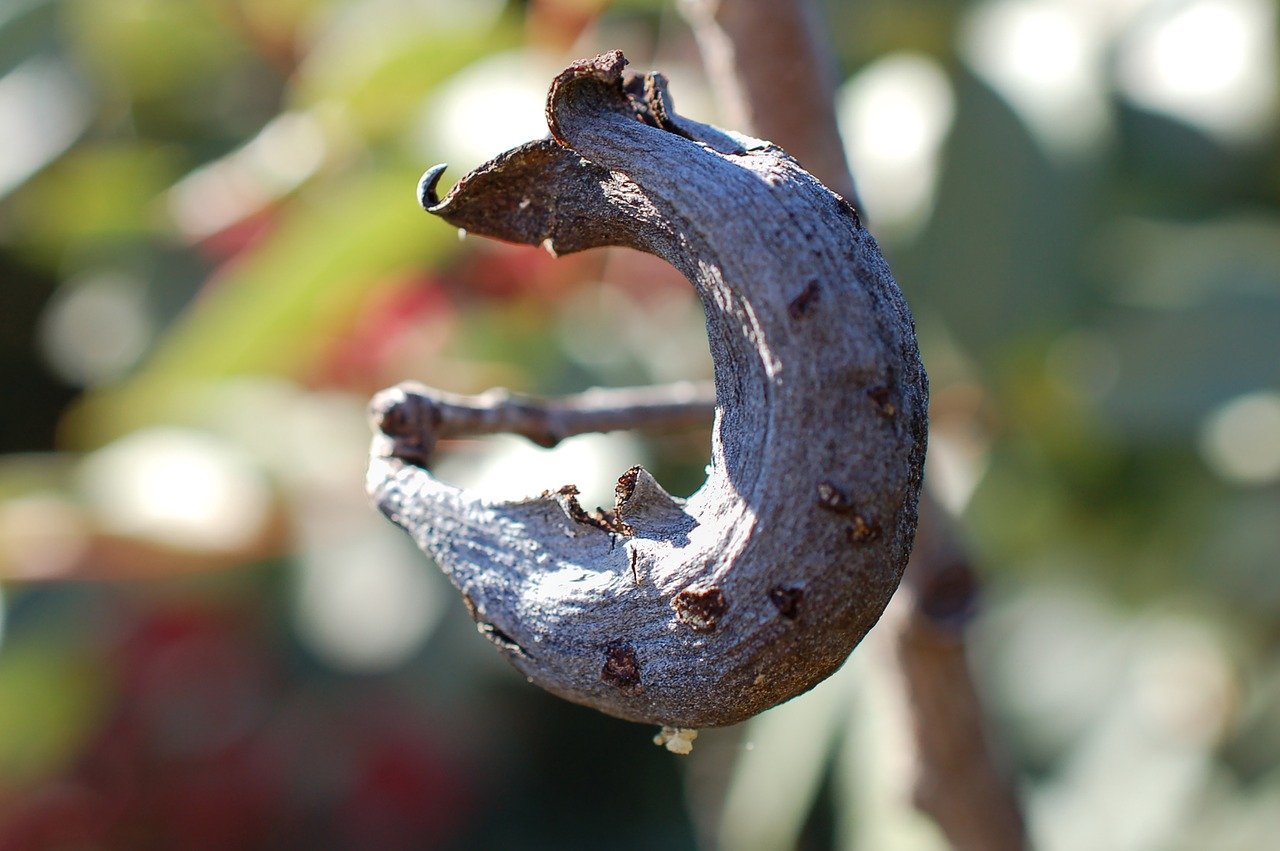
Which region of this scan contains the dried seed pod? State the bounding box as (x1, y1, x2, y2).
(367, 51, 927, 728)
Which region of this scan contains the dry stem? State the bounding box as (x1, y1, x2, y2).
(375, 381, 715, 460)
(681, 0, 1027, 847)
(368, 51, 927, 728)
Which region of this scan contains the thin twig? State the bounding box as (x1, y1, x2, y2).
(375, 380, 715, 455)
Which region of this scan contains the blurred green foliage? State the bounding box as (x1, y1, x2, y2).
(1, 0, 1279, 848)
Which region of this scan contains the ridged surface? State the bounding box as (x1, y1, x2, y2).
(367, 51, 927, 728)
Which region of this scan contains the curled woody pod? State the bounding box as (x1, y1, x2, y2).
(367, 51, 927, 729)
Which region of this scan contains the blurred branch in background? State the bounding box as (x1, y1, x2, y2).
(680, 0, 1026, 847)
(886, 501, 1026, 850)
(678, 0, 859, 205)
(2, 0, 1280, 847)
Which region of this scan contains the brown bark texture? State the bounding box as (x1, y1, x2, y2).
(678, 1, 1028, 846)
(367, 51, 928, 728)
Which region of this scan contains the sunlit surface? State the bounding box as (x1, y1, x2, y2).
(297, 427, 647, 669)
(77, 429, 273, 552)
(1117, 0, 1278, 143)
(837, 53, 954, 238)
(1199, 391, 1280, 484)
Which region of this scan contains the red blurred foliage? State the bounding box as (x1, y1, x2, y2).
(192, 205, 284, 269)
(319, 274, 455, 391)
(448, 241, 600, 305)
(0, 604, 475, 850)
(334, 707, 473, 851)
(318, 242, 607, 390)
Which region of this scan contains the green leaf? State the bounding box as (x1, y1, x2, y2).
(64, 167, 456, 446)
(0, 628, 105, 785)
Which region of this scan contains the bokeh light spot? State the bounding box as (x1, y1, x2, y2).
(38, 272, 153, 387)
(961, 0, 1109, 157)
(837, 53, 955, 239)
(1117, 0, 1278, 143)
(78, 428, 273, 552)
(1199, 391, 1280, 484)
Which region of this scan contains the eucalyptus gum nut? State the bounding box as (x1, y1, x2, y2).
(366, 51, 927, 728)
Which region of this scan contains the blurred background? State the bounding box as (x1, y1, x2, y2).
(1, 0, 1278, 848)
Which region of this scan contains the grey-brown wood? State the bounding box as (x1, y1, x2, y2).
(680, 0, 860, 207)
(679, 1, 1029, 841)
(366, 51, 927, 728)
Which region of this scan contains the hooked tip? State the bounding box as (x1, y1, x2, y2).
(417, 164, 448, 211)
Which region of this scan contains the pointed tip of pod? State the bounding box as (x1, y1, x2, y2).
(417, 164, 449, 211)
